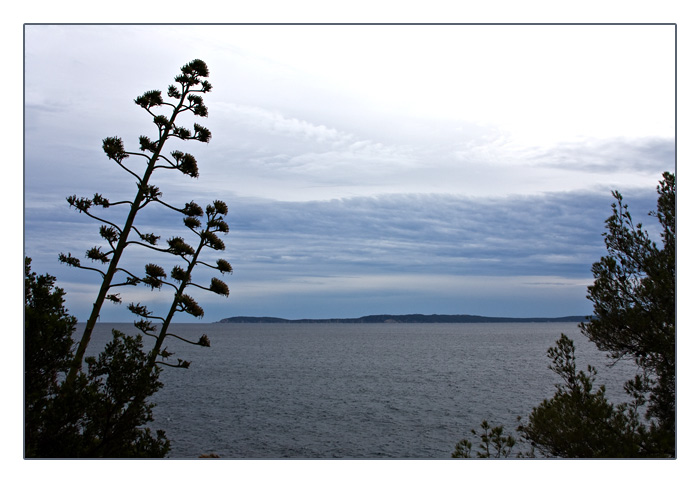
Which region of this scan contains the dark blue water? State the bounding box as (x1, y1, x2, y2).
(81, 322, 637, 459)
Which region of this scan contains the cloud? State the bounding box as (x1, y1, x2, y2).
(527, 137, 675, 174)
(219, 103, 355, 145)
(208, 102, 419, 189)
(221, 188, 661, 281)
(200, 104, 674, 202)
(28, 187, 641, 320)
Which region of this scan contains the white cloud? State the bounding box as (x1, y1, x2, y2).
(223, 25, 674, 142)
(219, 103, 354, 145)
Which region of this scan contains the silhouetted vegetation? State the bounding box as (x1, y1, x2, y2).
(26, 60, 231, 457)
(453, 172, 676, 458)
(25, 257, 169, 457)
(452, 420, 519, 458)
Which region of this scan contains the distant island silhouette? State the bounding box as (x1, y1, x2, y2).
(215, 314, 590, 324)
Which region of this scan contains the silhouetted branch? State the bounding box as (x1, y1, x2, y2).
(165, 332, 211, 347)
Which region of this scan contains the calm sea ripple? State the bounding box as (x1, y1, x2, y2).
(80, 322, 638, 459)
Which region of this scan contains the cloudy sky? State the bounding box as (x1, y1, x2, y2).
(23, 24, 675, 322)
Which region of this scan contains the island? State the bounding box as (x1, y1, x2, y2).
(215, 314, 590, 324)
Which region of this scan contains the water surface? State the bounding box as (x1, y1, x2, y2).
(82, 322, 637, 458)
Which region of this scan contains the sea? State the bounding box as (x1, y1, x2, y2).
(80, 322, 638, 459)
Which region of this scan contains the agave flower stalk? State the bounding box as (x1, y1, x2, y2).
(60, 60, 213, 383)
(115, 200, 231, 426)
(128, 200, 232, 371)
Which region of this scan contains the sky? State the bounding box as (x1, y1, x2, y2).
(23, 24, 676, 322)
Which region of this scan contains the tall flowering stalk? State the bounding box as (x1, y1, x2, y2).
(103, 200, 231, 442)
(59, 59, 226, 383)
(128, 199, 232, 371)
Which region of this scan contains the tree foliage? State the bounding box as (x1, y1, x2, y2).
(24, 257, 77, 454)
(25, 258, 169, 457)
(452, 420, 518, 458)
(453, 172, 676, 458)
(582, 171, 675, 442)
(517, 334, 647, 457)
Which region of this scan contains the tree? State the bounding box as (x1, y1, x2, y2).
(582, 171, 675, 448)
(24, 257, 77, 455)
(25, 258, 169, 457)
(452, 420, 517, 458)
(516, 334, 646, 457)
(453, 172, 676, 458)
